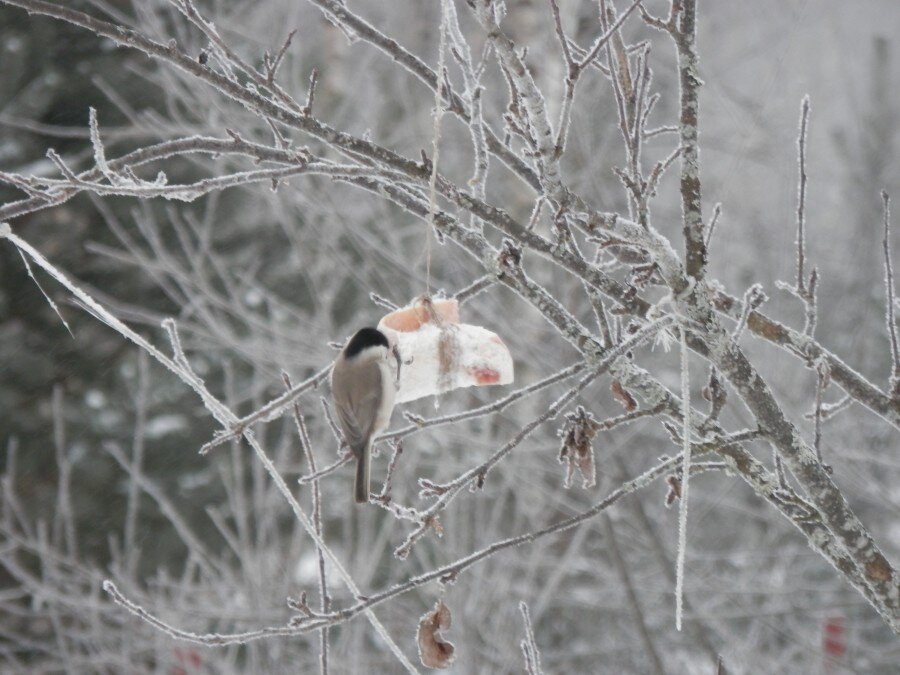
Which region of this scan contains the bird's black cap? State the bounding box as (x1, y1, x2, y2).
(344, 327, 389, 359)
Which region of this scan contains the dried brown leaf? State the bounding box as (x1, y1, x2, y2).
(665, 475, 682, 507)
(611, 380, 637, 412)
(417, 600, 456, 669)
(557, 406, 598, 489)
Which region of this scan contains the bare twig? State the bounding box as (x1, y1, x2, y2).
(731, 284, 767, 341)
(602, 515, 666, 674)
(124, 350, 149, 578)
(375, 441, 403, 503)
(265, 29, 297, 85)
(103, 580, 301, 645)
(452, 275, 494, 304)
(200, 364, 332, 454)
(613, 455, 721, 664)
(577, 0, 645, 73)
(298, 454, 352, 486)
(813, 359, 830, 469)
(882, 192, 900, 397)
(284, 374, 330, 675)
(779, 96, 819, 337)
(519, 601, 544, 675)
(51, 387, 77, 559)
(675, 326, 691, 632)
(705, 202, 721, 249)
(369, 292, 400, 311)
(303, 68, 319, 117)
(796, 96, 811, 292)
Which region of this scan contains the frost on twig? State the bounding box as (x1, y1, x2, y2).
(370, 291, 400, 311)
(778, 96, 818, 337)
(14, 246, 74, 338)
(882, 192, 900, 397)
(795, 96, 811, 293)
(88, 107, 120, 186)
(675, 326, 691, 632)
(302, 68, 319, 117)
(375, 440, 404, 503)
(704, 202, 722, 249)
(731, 283, 767, 342)
(284, 372, 330, 674)
(102, 580, 298, 646)
(519, 601, 544, 675)
(812, 357, 832, 472)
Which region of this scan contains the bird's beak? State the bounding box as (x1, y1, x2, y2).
(392, 344, 402, 383)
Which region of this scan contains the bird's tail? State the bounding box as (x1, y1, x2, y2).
(354, 442, 370, 504)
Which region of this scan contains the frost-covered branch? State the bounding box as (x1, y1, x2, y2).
(3, 1, 900, 669)
(882, 191, 900, 396)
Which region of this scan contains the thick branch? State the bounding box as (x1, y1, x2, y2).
(674, 0, 706, 279)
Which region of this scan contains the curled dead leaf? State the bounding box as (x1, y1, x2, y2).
(417, 600, 456, 669)
(611, 380, 637, 412)
(665, 475, 682, 508)
(557, 406, 598, 489)
(427, 516, 444, 537)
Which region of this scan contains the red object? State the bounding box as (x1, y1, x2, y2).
(171, 647, 203, 675)
(467, 366, 501, 384)
(822, 615, 846, 670)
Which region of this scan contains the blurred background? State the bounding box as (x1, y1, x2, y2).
(1, 0, 899, 672)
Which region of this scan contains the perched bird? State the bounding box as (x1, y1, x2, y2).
(331, 327, 398, 503)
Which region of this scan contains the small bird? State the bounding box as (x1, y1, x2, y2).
(331, 327, 398, 504)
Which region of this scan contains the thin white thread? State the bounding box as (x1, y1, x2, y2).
(425, 0, 449, 296)
(17, 248, 74, 338)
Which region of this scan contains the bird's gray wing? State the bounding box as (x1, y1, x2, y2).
(333, 399, 365, 450)
(333, 360, 384, 453)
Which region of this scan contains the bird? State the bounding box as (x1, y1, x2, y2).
(330, 327, 398, 504)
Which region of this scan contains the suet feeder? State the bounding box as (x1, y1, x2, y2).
(377, 296, 514, 404)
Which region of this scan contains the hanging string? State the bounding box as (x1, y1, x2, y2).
(425, 0, 450, 298)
